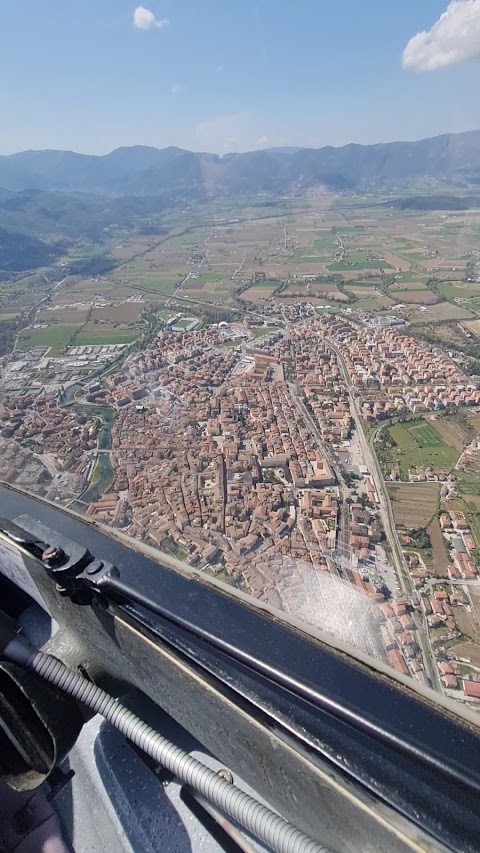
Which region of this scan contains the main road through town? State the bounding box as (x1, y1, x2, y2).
(326, 337, 440, 690)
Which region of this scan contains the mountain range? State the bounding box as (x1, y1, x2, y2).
(2, 130, 480, 272)
(1, 130, 480, 196)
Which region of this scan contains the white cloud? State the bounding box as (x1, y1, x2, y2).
(256, 136, 269, 148)
(403, 0, 480, 71)
(133, 6, 168, 30)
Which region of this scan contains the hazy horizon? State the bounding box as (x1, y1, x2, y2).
(2, 124, 480, 159)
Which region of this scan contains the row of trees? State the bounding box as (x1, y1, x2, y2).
(465, 258, 477, 282)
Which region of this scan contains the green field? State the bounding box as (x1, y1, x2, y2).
(73, 327, 139, 345)
(19, 321, 138, 352)
(409, 422, 445, 447)
(288, 251, 327, 263)
(187, 289, 232, 302)
(19, 324, 83, 355)
(345, 278, 382, 288)
(435, 282, 473, 301)
(351, 298, 385, 312)
(250, 279, 283, 287)
(464, 319, 480, 338)
(328, 259, 391, 271)
(464, 502, 480, 550)
(389, 283, 429, 294)
(251, 326, 274, 338)
(389, 424, 416, 450)
(392, 238, 416, 248)
(336, 226, 364, 233)
(108, 273, 180, 295)
(66, 279, 112, 294)
(395, 251, 432, 264)
(313, 235, 335, 251)
(454, 472, 480, 551)
(393, 273, 430, 283)
(385, 419, 460, 478)
(457, 472, 480, 497)
(186, 274, 226, 285)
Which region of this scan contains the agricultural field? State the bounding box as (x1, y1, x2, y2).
(184, 274, 227, 286)
(456, 472, 480, 499)
(465, 320, 480, 338)
(352, 296, 397, 312)
(447, 481, 480, 550)
(328, 260, 392, 273)
(451, 591, 480, 647)
(389, 277, 430, 289)
(37, 308, 90, 325)
(64, 277, 112, 295)
(278, 283, 347, 302)
(389, 289, 438, 305)
(251, 326, 272, 338)
(385, 419, 461, 478)
(307, 281, 346, 296)
(107, 274, 180, 297)
(387, 482, 440, 529)
(408, 301, 475, 324)
(90, 303, 144, 323)
(289, 249, 329, 264)
(426, 518, 450, 578)
(448, 641, 480, 669)
(431, 412, 479, 452)
(243, 285, 278, 303)
(186, 287, 236, 303)
(435, 281, 480, 301)
(344, 280, 380, 292)
(6, 194, 480, 379)
(345, 286, 379, 299)
(18, 323, 83, 355)
(73, 324, 139, 345)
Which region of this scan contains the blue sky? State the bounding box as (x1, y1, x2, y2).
(0, 0, 479, 154)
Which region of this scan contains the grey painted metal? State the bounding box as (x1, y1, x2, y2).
(5, 641, 330, 853)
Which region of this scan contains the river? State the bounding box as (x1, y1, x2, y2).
(67, 402, 117, 504)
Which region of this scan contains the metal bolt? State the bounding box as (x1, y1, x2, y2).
(85, 560, 103, 575)
(216, 768, 233, 784)
(42, 545, 65, 566)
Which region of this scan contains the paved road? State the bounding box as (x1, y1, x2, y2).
(167, 243, 211, 306)
(232, 251, 246, 279)
(327, 340, 409, 586)
(326, 337, 440, 688)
